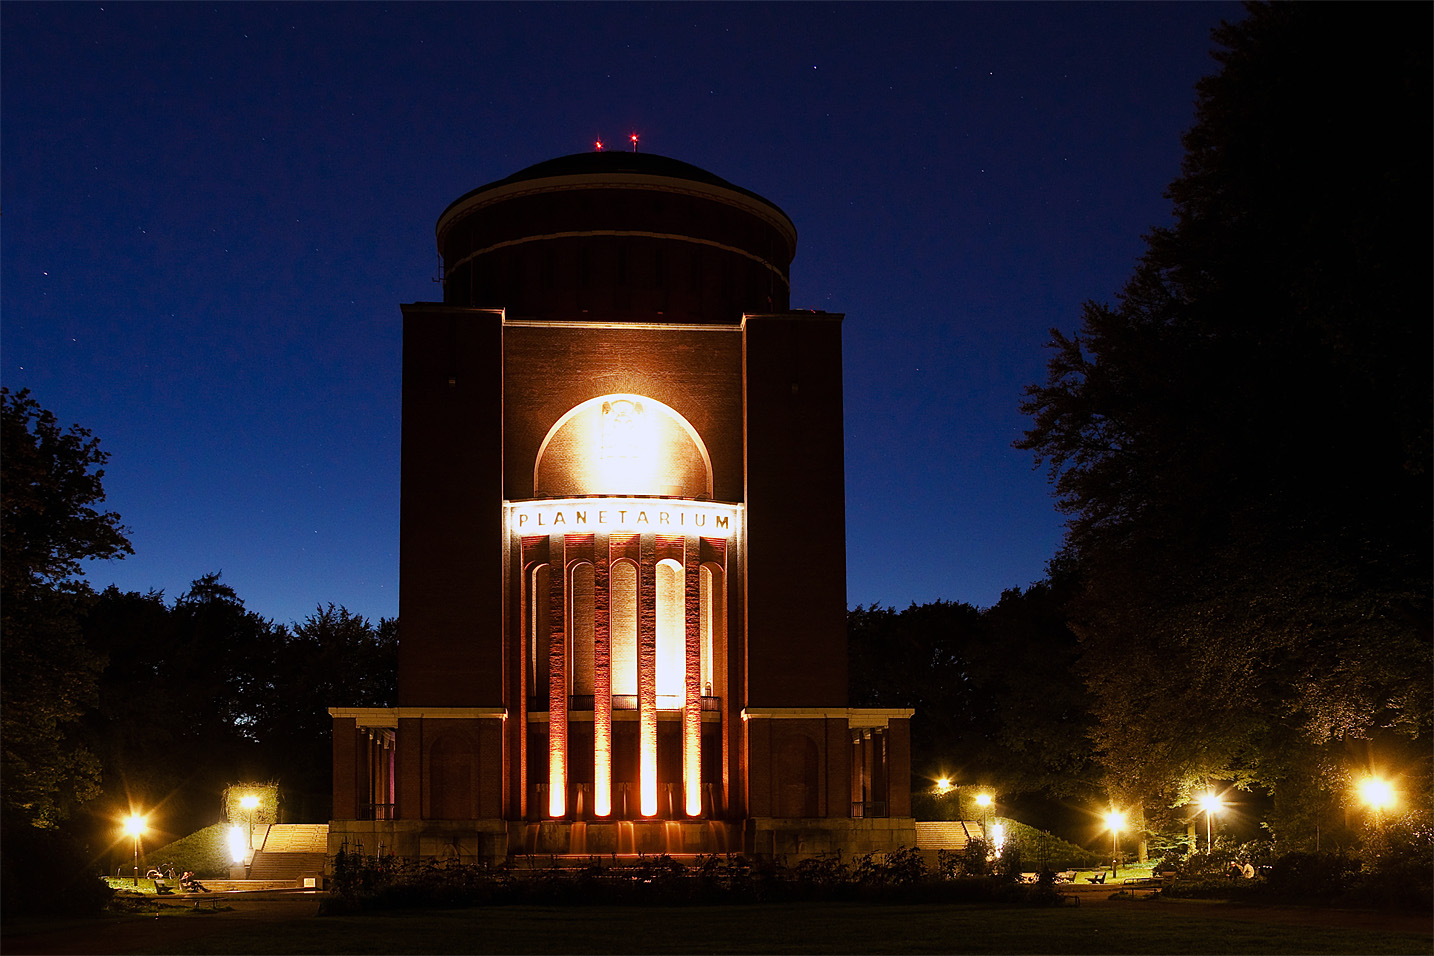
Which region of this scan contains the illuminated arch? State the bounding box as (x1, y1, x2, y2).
(655, 558, 684, 700)
(524, 563, 551, 697)
(534, 394, 712, 497)
(610, 559, 639, 696)
(568, 561, 595, 696)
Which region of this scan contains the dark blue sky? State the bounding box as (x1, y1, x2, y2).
(2, 2, 1241, 627)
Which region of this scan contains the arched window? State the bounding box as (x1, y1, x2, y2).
(655, 559, 684, 702)
(533, 394, 712, 498)
(610, 560, 638, 698)
(526, 563, 551, 699)
(699, 563, 725, 697)
(568, 562, 595, 696)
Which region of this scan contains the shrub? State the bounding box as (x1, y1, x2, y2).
(318, 847, 1074, 912)
(852, 846, 927, 890)
(792, 853, 850, 897)
(1355, 807, 1434, 908)
(956, 838, 992, 876)
(1263, 851, 1361, 902)
(1, 823, 116, 916)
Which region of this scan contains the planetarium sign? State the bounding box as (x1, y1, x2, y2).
(506, 497, 741, 537)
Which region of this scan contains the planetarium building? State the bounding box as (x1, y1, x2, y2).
(329, 152, 914, 863)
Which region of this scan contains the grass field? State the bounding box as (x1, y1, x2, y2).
(127, 901, 1430, 955)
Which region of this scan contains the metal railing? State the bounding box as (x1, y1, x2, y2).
(362, 802, 394, 821)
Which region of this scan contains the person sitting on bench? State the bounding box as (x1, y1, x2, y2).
(1085, 872, 1106, 884)
(180, 871, 211, 893)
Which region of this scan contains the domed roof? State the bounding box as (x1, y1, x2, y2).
(441, 151, 790, 222)
(434, 151, 797, 322)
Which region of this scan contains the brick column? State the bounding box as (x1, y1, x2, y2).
(593, 532, 612, 817)
(331, 716, 359, 819)
(547, 536, 567, 817)
(395, 717, 422, 820)
(637, 535, 657, 816)
(683, 534, 702, 816)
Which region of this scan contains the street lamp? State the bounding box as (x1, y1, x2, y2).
(1105, 810, 1125, 880)
(1359, 777, 1395, 829)
(1198, 793, 1222, 851)
(934, 777, 966, 818)
(123, 814, 147, 885)
(975, 792, 996, 848)
(241, 793, 259, 858)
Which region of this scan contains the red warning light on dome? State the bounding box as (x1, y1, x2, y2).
(630, 132, 639, 152)
(595, 139, 604, 151)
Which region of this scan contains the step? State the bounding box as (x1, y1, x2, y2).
(913, 821, 985, 850)
(249, 851, 328, 882)
(258, 823, 330, 854)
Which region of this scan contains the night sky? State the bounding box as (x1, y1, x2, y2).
(2, 2, 1241, 627)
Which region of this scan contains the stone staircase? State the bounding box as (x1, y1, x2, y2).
(247, 823, 329, 884)
(258, 823, 330, 853)
(913, 821, 986, 852)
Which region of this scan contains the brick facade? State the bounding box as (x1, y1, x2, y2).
(330, 152, 912, 863)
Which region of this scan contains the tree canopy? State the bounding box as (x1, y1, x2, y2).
(0, 388, 132, 594)
(82, 581, 398, 836)
(1016, 2, 1431, 833)
(1, 387, 396, 865)
(849, 584, 1101, 828)
(1, 388, 133, 830)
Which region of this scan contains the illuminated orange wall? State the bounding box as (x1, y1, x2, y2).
(502, 323, 745, 502)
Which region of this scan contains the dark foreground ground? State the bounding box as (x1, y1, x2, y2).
(4, 888, 1431, 955)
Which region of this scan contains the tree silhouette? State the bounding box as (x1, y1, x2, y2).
(1, 388, 132, 830)
(1017, 2, 1431, 833)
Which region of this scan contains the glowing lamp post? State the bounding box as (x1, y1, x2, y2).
(975, 792, 994, 842)
(1105, 810, 1125, 879)
(230, 792, 261, 874)
(123, 814, 147, 885)
(1360, 777, 1395, 829)
(241, 794, 259, 857)
(932, 776, 962, 822)
(1198, 793, 1222, 850)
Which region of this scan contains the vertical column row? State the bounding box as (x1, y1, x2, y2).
(637, 535, 658, 817)
(683, 535, 703, 816)
(593, 533, 612, 818)
(532, 530, 718, 819)
(547, 542, 567, 817)
(848, 728, 889, 817)
(368, 729, 395, 819)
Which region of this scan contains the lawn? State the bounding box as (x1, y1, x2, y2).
(139, 901, 1429, 955)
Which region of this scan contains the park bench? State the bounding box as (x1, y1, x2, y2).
(1121, 875, 1162, 897)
